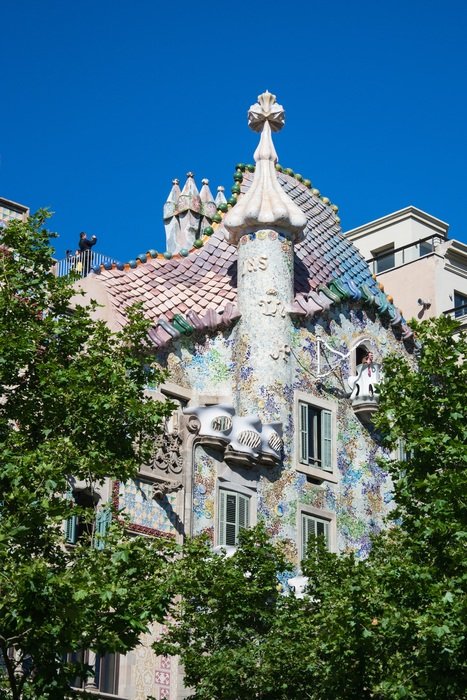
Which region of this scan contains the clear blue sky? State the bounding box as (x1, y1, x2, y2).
(2, 0, 467, 263)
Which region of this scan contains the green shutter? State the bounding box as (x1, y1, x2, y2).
(219, 491, 226, 546)
(321, 410, 333, 471)
(65, 515, 78, 544)
(95, 508, 112, 550)
(238, 494, 249, 532)
(302, 513, 330, 557)
(219, 491, 250, 546)
(225, 493, 237, 546)
(299, 403, 309, 464)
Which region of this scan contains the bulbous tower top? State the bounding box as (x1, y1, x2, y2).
(224, 91, 307, 245)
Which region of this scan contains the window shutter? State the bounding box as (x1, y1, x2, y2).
(238, 494, 249, 532)
(299, 403, 309, 464)
(95, 508, 112, 550)
(302, 514, 330, 557)
(302, 514, 315, 558)
(321, 410, 333, 471)
(398, 438, 407, 462)
(225, 493, 237, 546)
(219, 490, 227, 546)
(318, 519, 330, 548)
(65, 515, 78, 544)
(219, 491, 250, 546)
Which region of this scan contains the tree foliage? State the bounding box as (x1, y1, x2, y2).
(0, 213, 175, 699)
(157, 317, 467, 699)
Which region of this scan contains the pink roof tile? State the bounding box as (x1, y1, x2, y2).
(90, 170, 377, 335)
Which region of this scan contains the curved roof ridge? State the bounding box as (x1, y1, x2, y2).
(90, 163, 341, 275)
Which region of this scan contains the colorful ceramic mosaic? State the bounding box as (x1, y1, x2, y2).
(167, 300, 413, 562)
(116, 479, 178, 537)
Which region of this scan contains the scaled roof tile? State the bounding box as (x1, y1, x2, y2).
(89, 170, 379, 330)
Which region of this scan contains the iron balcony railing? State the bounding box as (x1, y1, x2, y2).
(443, 302, 467, 320)
(53, 251, 119, 278)
(367, 234, 446, 276)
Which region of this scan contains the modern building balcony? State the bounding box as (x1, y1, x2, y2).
(367, 233, 446, 276)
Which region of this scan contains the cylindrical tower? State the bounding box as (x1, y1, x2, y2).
(224, 92, 306, 425)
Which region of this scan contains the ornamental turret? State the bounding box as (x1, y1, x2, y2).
(224, 91, 306, 424)
(164, 173, 217, 255)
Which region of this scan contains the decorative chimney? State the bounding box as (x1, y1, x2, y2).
(164, 173, 217, 254)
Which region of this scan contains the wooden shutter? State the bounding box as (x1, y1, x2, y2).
(302, 513, 330, 557)
(65, 515, 78, 544)
(225, 493, 237, 546)
(299, 402, 309, 464)
(95, 508, 112, 550)
(316, 518, 330, 545)
(238, 494, 249, 533)
(302, 513, 314, 558)
(219, 490, 226, 546)
(321, 409, 333, 471)
(219, 491, 250, 546)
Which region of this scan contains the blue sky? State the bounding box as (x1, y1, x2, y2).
(2, 0, 467, 263)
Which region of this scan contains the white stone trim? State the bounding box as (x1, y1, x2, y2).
(344, 206, 449, 242)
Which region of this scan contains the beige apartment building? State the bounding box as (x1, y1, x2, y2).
(345, 206, 467, 329)
(0, 196, 29, 227)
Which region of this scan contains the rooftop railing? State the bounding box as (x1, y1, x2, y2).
(53, 251, 118, 278)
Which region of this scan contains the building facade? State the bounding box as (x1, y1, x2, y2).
(0, 196, 29, 227)
(76, 92, 416, 699)
(345, 206, 467, 328)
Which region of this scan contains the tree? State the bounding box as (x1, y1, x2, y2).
(0, 212, 175, 699)
(156, 317, 467, 699)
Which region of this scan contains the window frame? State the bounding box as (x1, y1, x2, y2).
(372, 244, 395, 273)
(217, 488, 251, 547)
(67, 650, 120, 696)
(64, 490, 111, 548)
(299, 505, 336, 560)
(295, 391, 338, 483)
(453, 290, 467, 319)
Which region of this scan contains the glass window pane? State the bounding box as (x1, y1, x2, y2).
(375, 250, 395, 272)
(454, 292, 467, 318)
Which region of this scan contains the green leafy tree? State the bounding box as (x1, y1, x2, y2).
(154, 525, 293, 700)
(0, 212, 175, 699)
(157, 317, 466, 699)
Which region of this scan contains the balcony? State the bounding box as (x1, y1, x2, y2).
(367, 234, 445, 276)
(347, 361, 381, 423)
(53, 251, 119, 278)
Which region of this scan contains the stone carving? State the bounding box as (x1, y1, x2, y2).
(183, 404, 283, 467)
(152, 478, 183, 501)
(259, 289, 286, 317)
(248, 89, 285, 133)
(270, 344, 291, 360)
(164, 173, 216, 254)
(242, 255, 268, 275)
(147, 429, 183, 475)
(223, 91, 307, 244)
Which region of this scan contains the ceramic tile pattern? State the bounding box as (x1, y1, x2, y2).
(117, 479, 178, 536)
(92, 171, 380, 330)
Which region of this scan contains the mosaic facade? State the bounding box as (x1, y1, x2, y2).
(116, 479, 178, 537)
(80, 92, 417, 700)
(172, 301, 411, 562)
